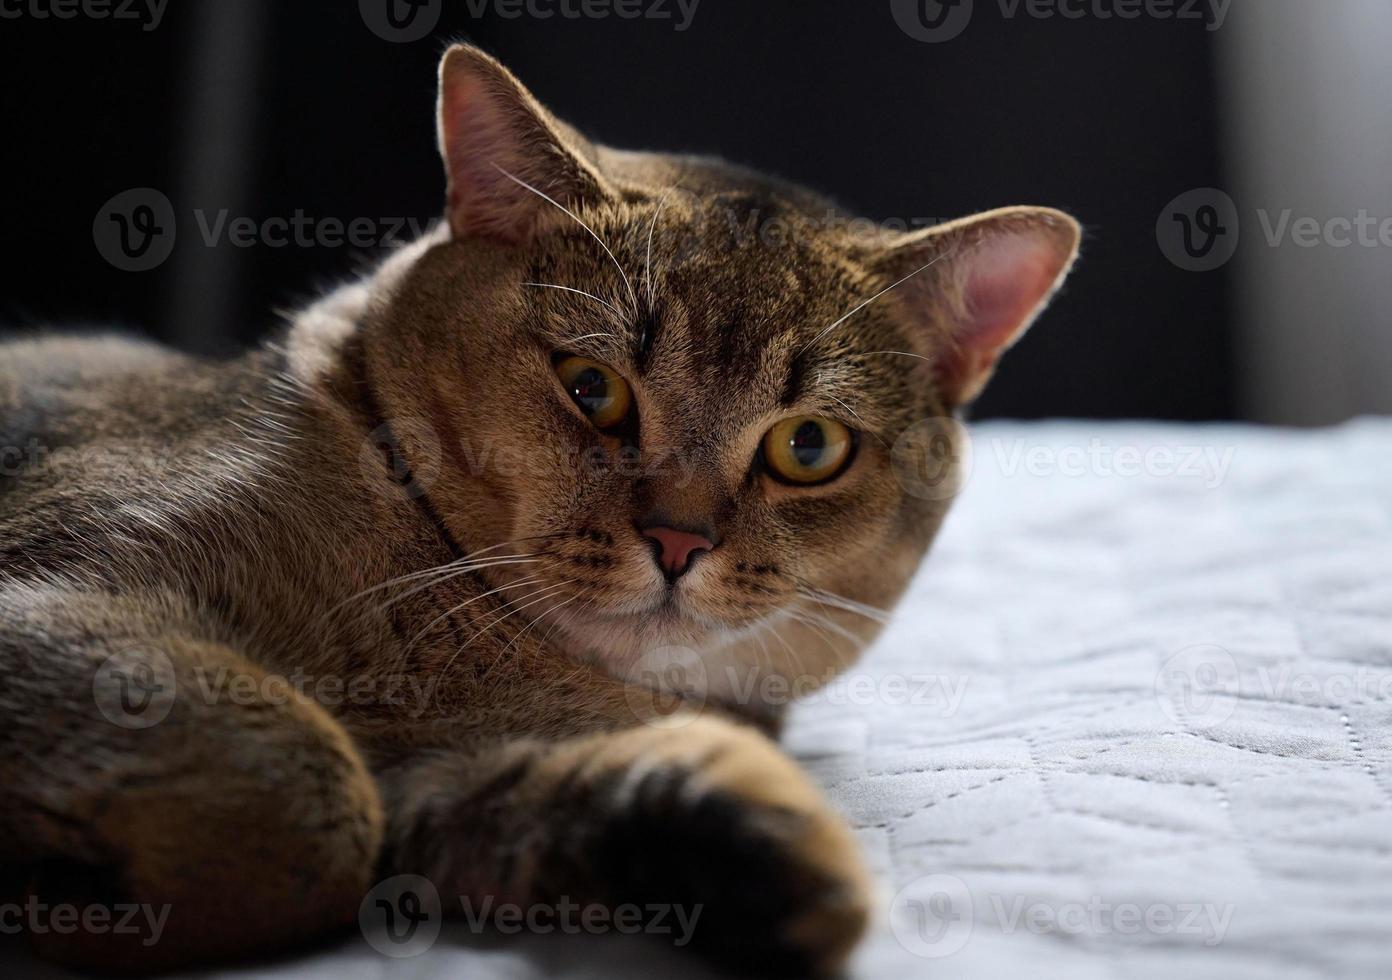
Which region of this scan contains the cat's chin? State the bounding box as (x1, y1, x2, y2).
(537, 589, 766, 679)
(548, 596, 716, 657)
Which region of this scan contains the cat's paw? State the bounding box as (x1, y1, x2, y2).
(565, 716, 871, 976)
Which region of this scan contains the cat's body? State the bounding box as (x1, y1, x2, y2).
(0, 47, 1079, 975)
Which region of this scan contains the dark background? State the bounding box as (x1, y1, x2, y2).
(0, 0, 1235, 420)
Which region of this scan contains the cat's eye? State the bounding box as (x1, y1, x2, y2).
(761, 416, 855, 485)
(554, 355, 633, 431)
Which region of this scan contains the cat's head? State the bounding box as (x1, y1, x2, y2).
(360, 45, 1080, 713)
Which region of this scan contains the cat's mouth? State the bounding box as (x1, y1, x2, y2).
(463, 526, 796, 678)
(535, 572, 755, 666)
(576, 578, 722, 631)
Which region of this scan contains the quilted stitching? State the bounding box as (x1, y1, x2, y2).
(784, 418, 1392, 978)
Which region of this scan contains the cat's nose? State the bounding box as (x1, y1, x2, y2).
(640, 524, 715, 579)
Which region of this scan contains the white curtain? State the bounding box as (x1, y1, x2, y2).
(1216, 0, 1392, 424)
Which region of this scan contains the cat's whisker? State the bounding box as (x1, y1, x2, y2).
(790, 602, 867, 647)
(324, 555, 527, 622)
(558, 331, 627, 361)
(861, 349, 932, 363)
(467, 582, 581, 684)
(761, 613, 809, 680)
(521, 282, 623, 319)
(377, 557, 542, 611)
(778, 607, 841, 656)
(493, 163, 638, 311)
(536, 591, 588, 650)
(468, 579, 572, 641)
(408, 575, 546, 649)
(366, 557, 547, 680)
(750, 629, 773, 675)
(826, 393, 888, 449)
(800, 249, 957, 354)
(494, 588, 582, 663)
(329, 532, 566, 615)
(794, 584, 893, 625)
(644, 184, 679, 310)
(381, 562, 548, 676)
(563, 331, 620, 344)
(349, 544, 520, 599)
(531, 594, 599, 666)
(437, 580, 574, 679)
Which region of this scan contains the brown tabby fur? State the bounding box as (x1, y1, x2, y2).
(0, 46, 1079, 976)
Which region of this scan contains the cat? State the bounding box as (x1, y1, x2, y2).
(0, 44, 1079, 976)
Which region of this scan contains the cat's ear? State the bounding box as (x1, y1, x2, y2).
(865, 207, 1081, 406)
(437, 45, 613, 243)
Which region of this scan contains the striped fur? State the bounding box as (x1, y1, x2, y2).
(0, 45, 1078, 974)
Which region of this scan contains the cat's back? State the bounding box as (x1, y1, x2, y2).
(0, 333, 266, 542)
(0, 333, 203, 449)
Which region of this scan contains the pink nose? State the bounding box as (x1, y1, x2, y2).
(641, 525, 715, 578)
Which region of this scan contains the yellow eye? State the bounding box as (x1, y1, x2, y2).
(555, 355, 633, 430)
(762, 416, 855, 485)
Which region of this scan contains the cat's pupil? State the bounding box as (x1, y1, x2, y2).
(571, 367, 608, 412)
(790, 420, 826, 466)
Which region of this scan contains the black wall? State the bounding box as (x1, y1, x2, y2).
(0, 0, 1235, 420)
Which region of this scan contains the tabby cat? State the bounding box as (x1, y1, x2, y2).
(0, 45, 1079, 975)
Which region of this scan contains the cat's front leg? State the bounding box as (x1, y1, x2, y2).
(0, 581, 384, 971)
(378, 716, 871, 976)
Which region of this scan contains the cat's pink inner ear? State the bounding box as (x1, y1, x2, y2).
(439, 65, 520, 237)
(437, 46, 602, 243)
(933, 216, 1080, 404)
